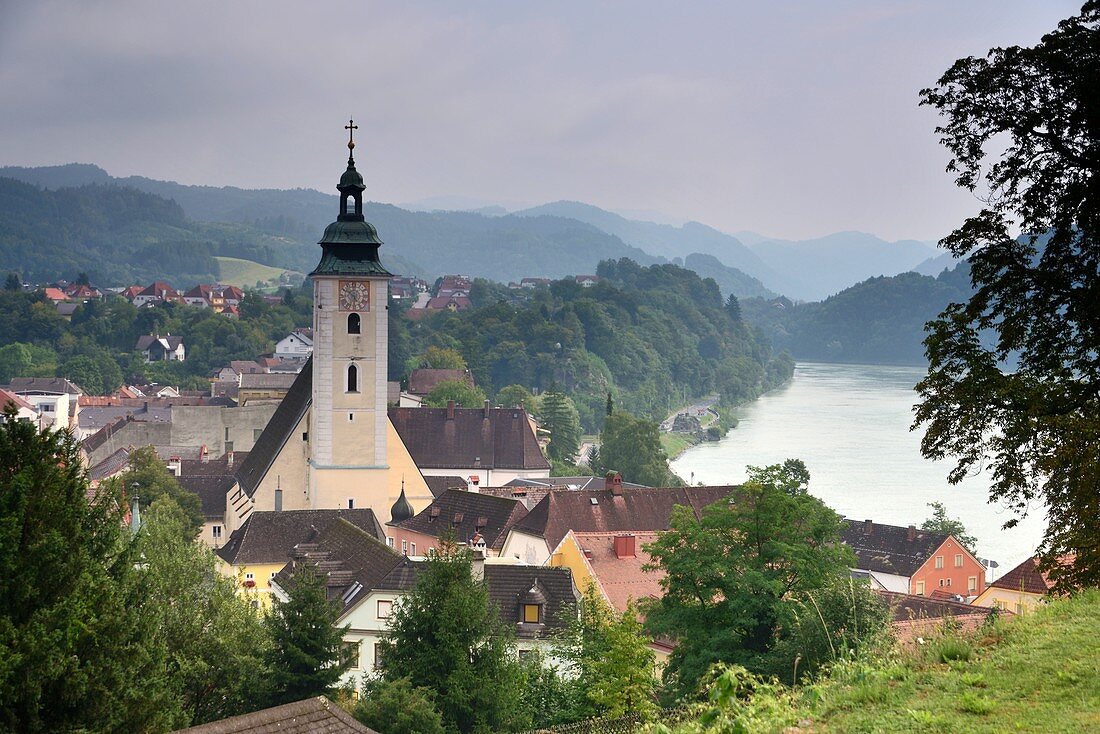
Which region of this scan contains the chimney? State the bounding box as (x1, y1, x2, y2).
(907, 524, 916, 541)
(614, 534, 636, 559)
(167, 457, 182, 477)
(468, 475, 480, 492)
(201, 444, 209, 462)
(863, 519, 873, 535)
(227, 450, 235, 468)
(483, 399, 491, 418)
(470, 548, 486, 581)
(447, 400, 455, 419)
(606, 471, 623, 496)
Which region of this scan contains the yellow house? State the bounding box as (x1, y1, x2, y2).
(972, 555, 1072, 614)
(214, 508, 386, 608)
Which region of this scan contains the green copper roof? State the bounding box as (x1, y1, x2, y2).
(340, 159, 365, 189)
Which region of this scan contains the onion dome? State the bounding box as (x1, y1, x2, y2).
(390, 481, 414, 524)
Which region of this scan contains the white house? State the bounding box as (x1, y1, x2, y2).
(136, 335, 186, 362)
(274, 329, 314, 358)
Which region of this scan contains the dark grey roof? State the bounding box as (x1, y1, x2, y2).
(424, 475, 468, 497)
(87, 446, 131, 482)
(235, 357, 313, 497)
(215, 508, 384, 566)
(177, 475, 235, 519)
(274, 518, 405, 613)
(389, 406, 550, 471)
(172, 696, 377, 733)
(503, 476, 649, 490)
(78, 404, 173, 431)
(393, 489, 528, 551)
(136, 334, 184, 351)
(840, 519, 949, 577)
(484, 565, 578, 637)
(3, 376, 84, 395)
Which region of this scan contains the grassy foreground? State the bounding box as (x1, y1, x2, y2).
(660, 589, 1100, 733)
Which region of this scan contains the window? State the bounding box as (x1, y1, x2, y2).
(915, 581, 925, 596)
(374, 643, 383, 670)
(377, 600, 392, 619)
(347, 498, 355, 509)
(342, 642, 360, 670)
(347, 364, 359, 392)
(1015, 603, 1023, 614)
(401, 539, 408, 555)
(302, 431, 309, 441)
(411, 543, 416, 556)
(939, 579, 946, 587)
(349, 412, 354, 421)
(245, 572, 254, 582)
(968, 576, 977, 592)
(348, 313, 361, 334)
(225, 427, 230, 441)
(386, 537, 394, 548)
(935, 556, 944, 569)
(212, 525, 222, 540)
(274, 489, 283, 512)
(522, 604, 541, 624)
(955, 554, 964, 568)
(270, 571, 277, 579)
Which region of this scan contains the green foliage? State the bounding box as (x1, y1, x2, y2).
(104, 446, 204, 538)
(516, 650, 579, 730)
(354, 677, 445, 734)
(378, 543, 526, 733)
(540, 391, 583, 464)
(0, 342, 33, 382)
(495, 383, 539, 413)
(0, 408, 175, 732)
(398, 259, 789, 432)
(651, 664, 798, 734)
(920, 502, 977, 554)
(642, 461, 857, 696)
(591, 411, 679, 487)
(423, 379, 488, 409)
(557, 584, 658, 722)
(914, 2, 1100, 591)
(136, 497, 270, 726)
(416, 346, 468, 370)
(263, 564, 351, 707)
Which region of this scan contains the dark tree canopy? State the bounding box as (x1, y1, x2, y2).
(915, 2, 1100, 590)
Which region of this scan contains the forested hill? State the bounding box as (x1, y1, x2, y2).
(396, 258, 793, 431)
(0, 164, 661, 284)
(741, 264, 973, 365)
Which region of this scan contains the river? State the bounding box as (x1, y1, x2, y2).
(671, 362, 1047, 574)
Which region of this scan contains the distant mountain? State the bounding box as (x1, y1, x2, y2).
(746, 232, 938, 301)
(741, 264, 973, 365)
(911, 250, 960, 276)
(681, 253, 776, 299)
(0, 165, 659, 285)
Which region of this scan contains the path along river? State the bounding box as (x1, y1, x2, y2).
(671, 362, 1047, 574)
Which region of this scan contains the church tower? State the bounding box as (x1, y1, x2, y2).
(308, 120, 391, 502)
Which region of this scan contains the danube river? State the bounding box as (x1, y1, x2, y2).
(671, 362, 1046, 574)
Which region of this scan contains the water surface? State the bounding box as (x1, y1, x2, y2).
(671, 362, 1046, 573)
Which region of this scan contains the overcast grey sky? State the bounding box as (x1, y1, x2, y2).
(0, 1, 1081, 241)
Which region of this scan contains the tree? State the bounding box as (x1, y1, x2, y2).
(423, 379, 487, 409)
(378, 543, 526, 733)
(921, 502, 977, 554)
(0, 407, 175, 732)
(914, 2, 1100, 590)
(417, 346, 468, 370)
(557, 584, 656, 721)
(496, 384, 539, 413)
(592, 411, 679, 487)
(137, 497, 270, 726)
(642, 461, 856, 695)
(725, 293, 742, 322)
(0, 342, 32, 383)
(353, 677, 445, 734)
(540, 391, 583, 464)
(264, 564, 351, 706)
(606, 391, 613, 417)
(105, 445, 204, 538)
(4, 272, 20, 291)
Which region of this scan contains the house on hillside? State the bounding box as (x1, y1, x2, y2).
(499, 479, 736, 565)
(971, 555, 1075, 614)
(275, 329, 314, 358)
(136, 334, 186, 362)
(840, 519, 986, 599)
(1, 377, 82, 433)
(132, 282, 180, 307)
(0, 389, 39, 425)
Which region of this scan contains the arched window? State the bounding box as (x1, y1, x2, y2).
(347, 364, 359, 393)
(347, 312, 361, 334)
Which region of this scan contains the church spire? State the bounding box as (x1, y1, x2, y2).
(390, 477, 414, 524)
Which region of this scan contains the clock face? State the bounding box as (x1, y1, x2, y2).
(338, 280, 370, 311)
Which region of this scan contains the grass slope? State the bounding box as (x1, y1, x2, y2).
(804, 590, 1100, 733)
(213, 256, 298, 288)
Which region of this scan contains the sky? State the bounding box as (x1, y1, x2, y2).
(0, 1, 1082, 242)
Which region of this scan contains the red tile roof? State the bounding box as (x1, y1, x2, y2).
(407, 368, 475, 396)
(990, 555, 1075, 595)
(569, 531, 664, 613)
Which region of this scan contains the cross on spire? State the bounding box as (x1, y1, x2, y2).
(345, 118, 358, 151)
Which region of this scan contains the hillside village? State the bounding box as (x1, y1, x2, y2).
(2, 136, 1083, 733)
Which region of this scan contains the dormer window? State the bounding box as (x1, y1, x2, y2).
(522, 604, 541, 624)
(519, 581, 548, 626)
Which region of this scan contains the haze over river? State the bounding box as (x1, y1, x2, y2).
(672, 362, 1047, 575)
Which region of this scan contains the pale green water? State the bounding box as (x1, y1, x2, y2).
(671, 362, 1046, 573)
